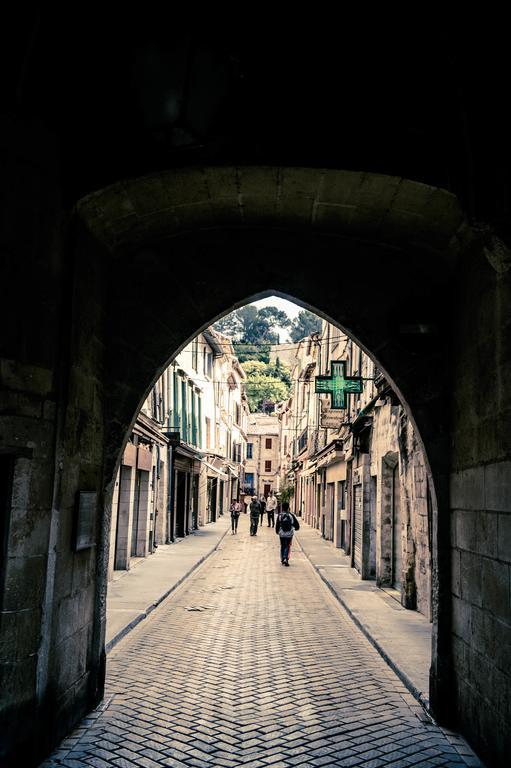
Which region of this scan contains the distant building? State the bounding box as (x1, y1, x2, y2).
(244, 413, 281, 499)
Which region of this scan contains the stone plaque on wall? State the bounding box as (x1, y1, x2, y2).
(75, 492, 97, 551)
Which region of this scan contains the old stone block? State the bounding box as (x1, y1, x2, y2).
(3, 555, 46, 611)
(0, 359, 53, 397)
(498, 513, 511, 563)
(241, 195, 278, 224)
(485, 461, 511, 512)
(467, 647, 493, 701)
(278, 197, 314, 226)
(8, 506, 51, 558)
(0, 611, 17, 662)
(493, 617, 511, 673)
(56, 594, 81, 644)
(204, 166, 238, 199)
(475, 511, 498, 558)
(481, 557, 510, 621)
(0, 656, 37, 709)
(454, 509, 477, 552)
(43, 399, 57, 422)
(123, 174, 172, 216)
(0, 415, 53, 459)
(452, 595, 472, 642)
(209, 198, 242, 226)
(450, 467, 485, 511)
(313, 202, 360, 234)
(470, 605, 494, 662)
(238, 166, 279, 198)
(15, 608, 42, 660)
(451, 550, 461, 597)
(55, 625, 89, 693)
(319, 169, 365, 206)
(280, 167, 323, 200)
(460, 551, 482, 607)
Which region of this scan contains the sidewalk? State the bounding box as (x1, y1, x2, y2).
(296, 523, 432, 711)
(106, 515, 231, 652)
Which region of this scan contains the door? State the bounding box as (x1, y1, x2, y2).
(218, 480, 224, 517)
(207, 477, 218, 522)
(352, 484, 363, 572)
(130, 469, 142, 556)
(392, 465, 403, 590)
(264, 483, 271, 497)
(190, 473, 199, 531)
(328, 483, 335, 542)
(175, 470, 187, 537)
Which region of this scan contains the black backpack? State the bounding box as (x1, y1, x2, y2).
(280, 512, 293, 533)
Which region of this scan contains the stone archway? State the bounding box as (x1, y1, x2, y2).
(73, 166, 466, 727)
(2, 166, 474, 765)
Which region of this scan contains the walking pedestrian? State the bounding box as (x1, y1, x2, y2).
(230, 498, 241, 534)
(265, 491, 277, 527)
(249, 496, 261, 536)
(259, 494, 266, 526)
(275, 502, 300, 566)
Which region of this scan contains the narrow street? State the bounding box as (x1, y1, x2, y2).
(43, 519, 480, 768)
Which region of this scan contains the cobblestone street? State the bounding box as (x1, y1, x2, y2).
(42, 519, 481, 768)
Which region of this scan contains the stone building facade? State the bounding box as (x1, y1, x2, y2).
(244, 414, 281, 500)
(281, 321, 433, 620)
(108, 328, 248, 576)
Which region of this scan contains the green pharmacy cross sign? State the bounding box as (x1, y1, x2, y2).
(315, 360, 364, 409)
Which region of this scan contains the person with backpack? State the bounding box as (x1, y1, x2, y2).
(249, 496, 261, 536)
(230, 498, 241, 534)
(275, 501, 300, 565)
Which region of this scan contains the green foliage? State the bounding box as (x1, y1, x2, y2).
(289, 310, 323, 342)
(234, 342, 271, 363)
(279, 483, 295, 503)
(241, 359, 292, 411)
(214, 305, 291, 352)
(245, 374, 289, 413)
(242, 360, 267, 376)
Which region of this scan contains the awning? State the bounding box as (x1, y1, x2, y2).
(202, 460, 228, 479)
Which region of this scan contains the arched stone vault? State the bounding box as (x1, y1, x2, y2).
(74, 166, 469, 724)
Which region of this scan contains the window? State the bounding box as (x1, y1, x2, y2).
(205, 417, 211, 450)
(206, 352, 213, 379)
(235, 403, 241, 425)
(244, 473, 254, 492)
(265, 460, 272, 472)
(247, 443, 253, 459)
(265, 438, 272, 450)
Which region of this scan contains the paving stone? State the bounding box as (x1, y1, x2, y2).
(40, 523, 481, 768)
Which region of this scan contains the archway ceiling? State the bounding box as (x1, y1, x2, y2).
(77, 167, 467, 261)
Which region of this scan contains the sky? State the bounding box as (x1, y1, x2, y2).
(250, 295, 302, 342)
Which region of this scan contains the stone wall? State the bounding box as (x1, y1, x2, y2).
(370, 402, 432, 618)
(450, 237, 511, 766)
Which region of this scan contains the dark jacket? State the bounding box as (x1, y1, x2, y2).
(249, 500, 261, 518)
(276, 511, 300, 537)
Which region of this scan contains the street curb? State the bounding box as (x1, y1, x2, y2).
(106, 525, 230, 654)
(296, 534, 432, 716)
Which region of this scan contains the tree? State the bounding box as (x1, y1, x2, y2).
(289, 310, 322, 342)
(245, 374, 289, 413)
(215, 305, 291, 344)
